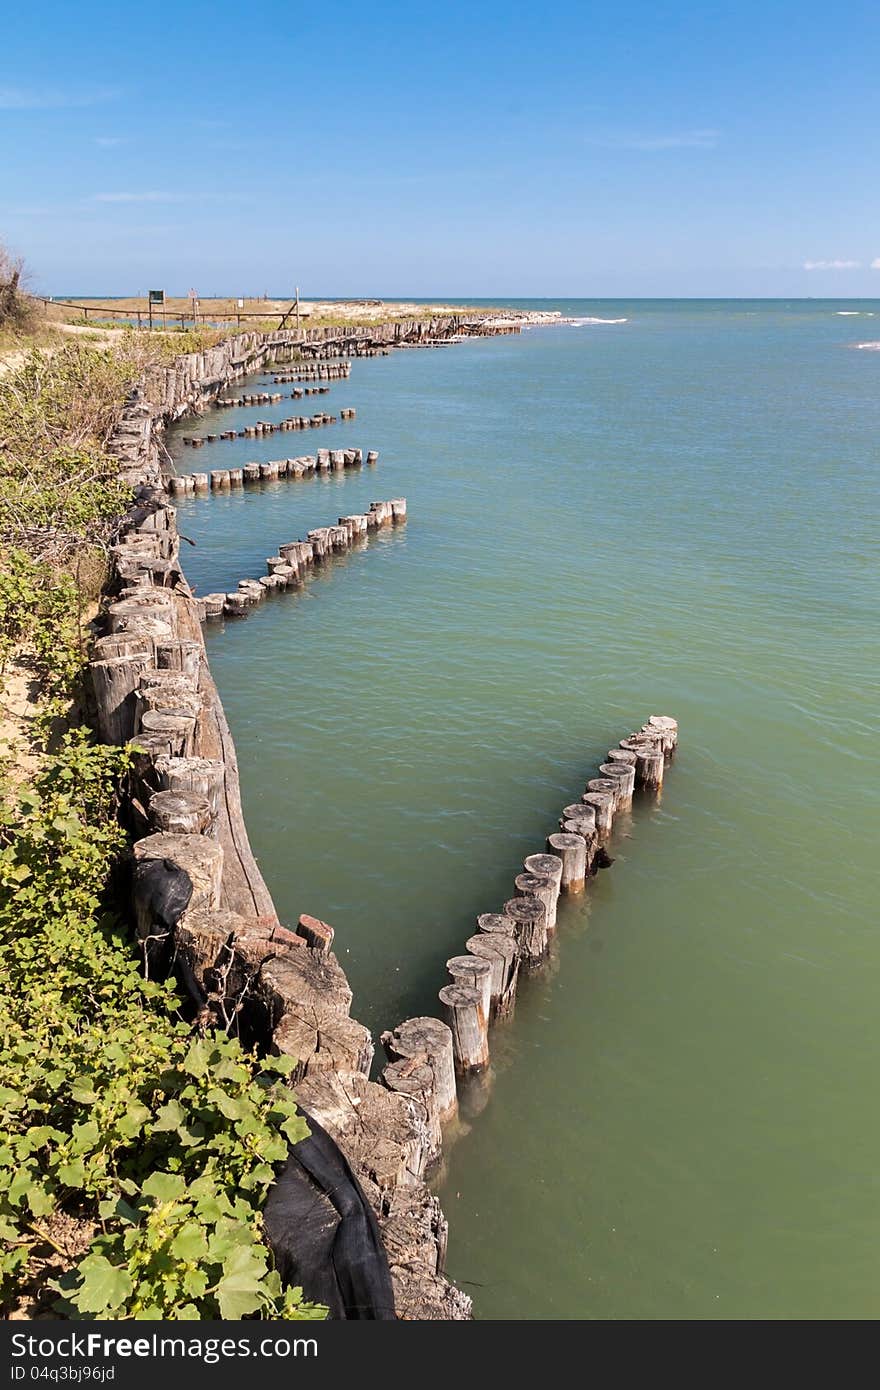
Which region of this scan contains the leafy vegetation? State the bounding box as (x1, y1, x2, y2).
(0, 727, 322, 1319)
(0, 315, 325, 1320)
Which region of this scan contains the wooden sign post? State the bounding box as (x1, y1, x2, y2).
(148, 288, 165, 332)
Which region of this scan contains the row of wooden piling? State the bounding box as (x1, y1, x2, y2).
(378, 716, 678, 1153)
(181, 408, 355, 446)
(200, 497, 407, 619)
(273, 362, 352, 383)
(214, 385, 332, 408)
(166, 446, 378, 496)
(215, 391, 285, 407)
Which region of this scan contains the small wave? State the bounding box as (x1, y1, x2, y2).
(836, 310, 874, 316)
(568, 316, 628, 326)
(854, 340, 880, 350)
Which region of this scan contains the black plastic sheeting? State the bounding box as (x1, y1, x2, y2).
(264, 1112, 396, 1320)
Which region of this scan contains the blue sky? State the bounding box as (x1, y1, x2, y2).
(2, 0, 879, 297)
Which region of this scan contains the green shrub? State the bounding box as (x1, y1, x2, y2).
(0, 728, 323, 1320)
(0, 333, 326, 1321)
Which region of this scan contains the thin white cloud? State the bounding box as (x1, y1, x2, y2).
(587, 128, 719, 150)
(803, 259, 860, 271)
(95, 136, 127, 148)
(93, 191, 180, 203)
(0, 86, 121, 110)
(871, 258, 880, 270)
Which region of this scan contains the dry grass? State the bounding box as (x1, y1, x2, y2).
(43, 295, 487, 330)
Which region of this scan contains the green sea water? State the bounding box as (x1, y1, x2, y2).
(169, 300, 880, 1320)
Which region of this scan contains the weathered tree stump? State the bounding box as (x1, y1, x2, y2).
(438, 983, 489, 1074)
(274, 1008, 373, 1082)
(582, 789, 615, 837)
(153, 754, 224, 817)
(137, 709, 196, 758)
(464, 933, 519, 1017)
(307, 528, 332, 560)
(562, 802, 597, 831)
(502, 894, 548, 962)
(201, 593, 226, 619)
(446, 955, 492, 1024)
(476, 911, 516, 938)
(91, 653, 153, 744)
(546, 832, 587, 892)
(108, 595, 174, 641)
(155, 638, 201, 680)
(132, 831, 223, 973)
(586, 776, 622, 813)
(645, 715, 678, 753)
(620, 737, 665, 790)
(92, 632, 153, 661)
(381, 1060, 443, 1168)
(599, 761, 635, 808)
(514, 869, 559, 933)
(380, 1017, 458, 1124)
(223, 593, 249, 616)
(524, 852, 564, 897)
(148, 789, 213, 835)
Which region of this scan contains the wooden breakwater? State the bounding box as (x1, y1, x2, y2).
(274, 363, 352, 382)
(215, 385, 332, 407)
(98, 329, 471, 1320)
(181, 408, 355, 447)
(377, 719, 678, 1130)
(128, 317, 498, 438)
(203, 497, 406, 618)
(166, 447, 377, 497)
(293, 315, 520, 360)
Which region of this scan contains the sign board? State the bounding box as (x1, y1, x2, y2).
(148, 289, 165, 304)
(237, 298, 244, 309)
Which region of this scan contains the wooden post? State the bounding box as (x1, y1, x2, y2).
(599, 761, 635, 808)
(524, 852, 563, 900)
(132, 831, 223, 972)
(581, 788, 614, 837)
(153, 755, 224, 817)
(502, 894, 548, 962)
(148, 789, 213, 835)
(465, 932, 518, 1017)
(91, 653, 153, 745)
(645, 715, 678, 753)
(621, 736, 665, 790)
(439, 983, 489, 1074)
(380, 1017, 458, 1124)
(137, 709, 196, 758)
(155, 638, 201, 680)
(381, 1059, 443, 1167)
(546, 832, 587, 893)
(514, 871, 558, 934)
(446, 954, 492, 1025)
(586, 776, 622, 814)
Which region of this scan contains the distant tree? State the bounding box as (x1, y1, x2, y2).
(0, 242, 33, 328)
